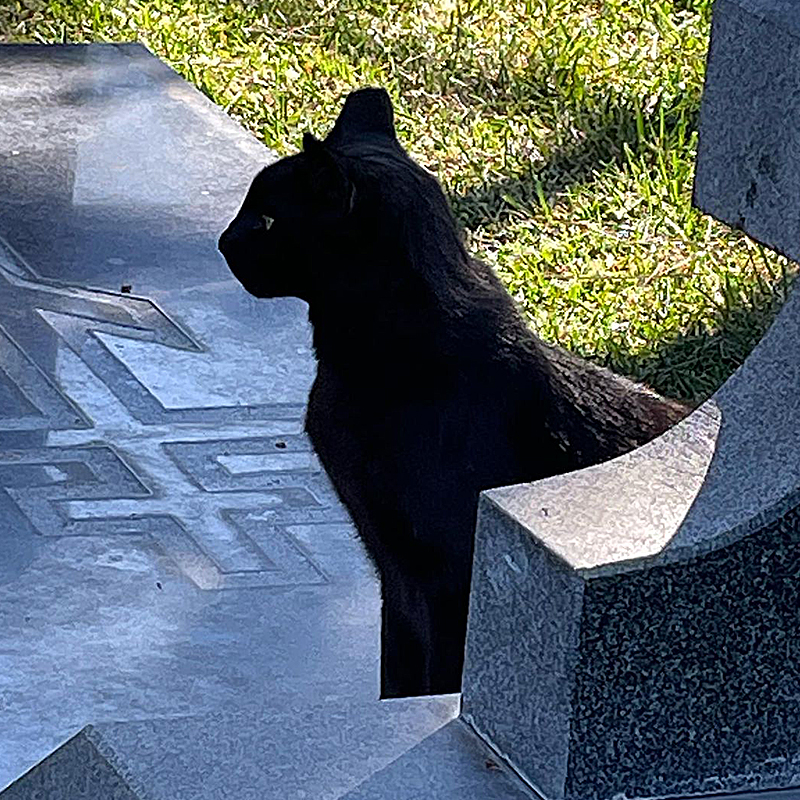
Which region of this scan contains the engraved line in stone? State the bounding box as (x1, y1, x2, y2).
(0, 261, 305, 425)
(43, 312, 305, 424)
(0, 323, 91, 431)
(0, 444, 329, 584)
(0, 234, 37, 279)
(1, 260, 202, 353)
(161, 439, 334, 495)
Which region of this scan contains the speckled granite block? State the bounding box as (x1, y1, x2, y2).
(462, 291, 800, 800)
(694, 0, 800, 262)
(463, 427, 800, 800)
(461, 499, 584, 800)
(0, 729, 141, 800)
(462, 4, 800, 798)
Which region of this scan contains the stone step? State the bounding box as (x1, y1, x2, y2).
(0, 696, 533, 800)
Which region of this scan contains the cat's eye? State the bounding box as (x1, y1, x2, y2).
(262, 215, 274, 231)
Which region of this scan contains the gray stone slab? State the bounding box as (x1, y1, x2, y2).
(1, 696, 460, 800)
(0, 42, 411, 791)
(343, 719, 536, 800)
(693, 0, 800, 262)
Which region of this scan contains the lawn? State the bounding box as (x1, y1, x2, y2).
(1, 0, 792, 403)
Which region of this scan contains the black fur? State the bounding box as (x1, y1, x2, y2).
(219, 88, 689, 698)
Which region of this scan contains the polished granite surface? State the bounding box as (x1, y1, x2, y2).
(0, 43, 476, 794)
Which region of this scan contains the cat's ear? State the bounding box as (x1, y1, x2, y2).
(303, 133, 355, 218)
(326, 87, 396, 145)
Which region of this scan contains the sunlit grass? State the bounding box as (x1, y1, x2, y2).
(1, 0, 792, 402)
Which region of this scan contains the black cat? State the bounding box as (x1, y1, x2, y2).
(218, 88, 689, 698)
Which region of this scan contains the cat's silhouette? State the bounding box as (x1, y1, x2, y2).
(219, 87, 689, 698)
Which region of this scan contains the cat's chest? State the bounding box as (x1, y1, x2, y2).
(306, 366, 516, 475)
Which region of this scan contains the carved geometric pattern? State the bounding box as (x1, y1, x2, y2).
(0, 445, 150, 532)
(0, 237, 304, 427)
(163, 436, 341, 499)
(0, 237, 352, 590)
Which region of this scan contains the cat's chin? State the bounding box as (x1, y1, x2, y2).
(224, 265, 276, 299)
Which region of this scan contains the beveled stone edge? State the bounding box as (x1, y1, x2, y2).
(0, 726, 147, 800)
(481, 400, 728, 577)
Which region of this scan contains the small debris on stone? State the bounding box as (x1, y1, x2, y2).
(121, 284, 132, 293)
(275, 441, 287, 449)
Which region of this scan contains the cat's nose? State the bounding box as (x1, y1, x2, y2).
(218, 213, 262, 258)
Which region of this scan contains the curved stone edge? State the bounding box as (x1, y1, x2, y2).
(480, 400, 723, 577)
(459, 281, 800, 800)
(480, 238, 800, 579)
(460, 242, 800, 796)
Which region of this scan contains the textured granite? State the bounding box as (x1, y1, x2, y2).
(0, 731, 141, 800)
(342, 719, 535, 800)
(462, 500, 584, 800)
(1, 696, 460, 800)
(694, 0, 800, 263)
(461, 2, 800, 797)
(565, 506, 800, 800)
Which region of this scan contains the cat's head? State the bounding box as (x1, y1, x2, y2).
(219, 87, 415, 302)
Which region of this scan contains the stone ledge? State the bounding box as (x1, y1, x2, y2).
(694, 0, 800, 262)
(0, 697, 535, 800)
